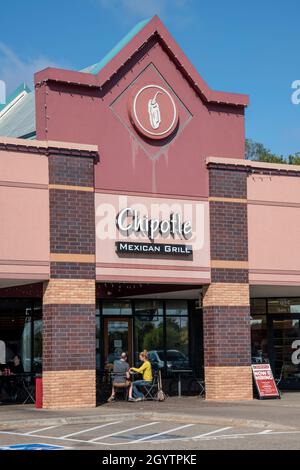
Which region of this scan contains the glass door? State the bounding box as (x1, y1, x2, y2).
(103, 317, 132, 369)
(270, 315, 300, 389)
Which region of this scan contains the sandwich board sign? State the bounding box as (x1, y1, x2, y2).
(252, 363, 280, 399)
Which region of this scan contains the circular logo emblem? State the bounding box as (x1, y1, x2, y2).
(129, 84, 179, 140)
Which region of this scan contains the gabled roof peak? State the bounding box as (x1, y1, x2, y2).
(81, 17, 152, 75)
(35, 15, 248, 107)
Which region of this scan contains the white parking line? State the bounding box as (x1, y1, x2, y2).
(24, 425, 62, 435)
(89, 421, 159, 442)
(259, 429, 273, 434)
(61, 421, 123, 438)
(129, 424, 194, 444)
(191, 426, 232, 439)
(1, 426, 300, 447)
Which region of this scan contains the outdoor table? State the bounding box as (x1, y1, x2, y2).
(170, 369, 193, 397)
(0, 373, 35, 404)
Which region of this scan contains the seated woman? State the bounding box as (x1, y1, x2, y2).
(128, 350, 153, 402)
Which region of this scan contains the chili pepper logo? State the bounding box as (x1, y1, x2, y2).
(148, 91, 162, 129)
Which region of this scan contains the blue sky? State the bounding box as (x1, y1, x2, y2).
(0, 0, 299, 156)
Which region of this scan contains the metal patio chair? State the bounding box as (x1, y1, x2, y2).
(142, 370, 159, 400)
(142, 369, 167, 401)
(275, 364, 284, 396)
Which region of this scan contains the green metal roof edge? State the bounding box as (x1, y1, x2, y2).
(81, 17, 152, 75)
(5, 82, 31, 105)
(19, 131, 36, 140)
(0, 82, 31, 112)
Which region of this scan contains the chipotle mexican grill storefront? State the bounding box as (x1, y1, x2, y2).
(0, 16, 300, 408)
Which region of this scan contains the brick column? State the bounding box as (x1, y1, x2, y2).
(43, 147, 98, 409)
(204, 162, 252, 401)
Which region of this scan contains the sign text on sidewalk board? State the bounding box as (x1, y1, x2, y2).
(252, 363, 280, 399)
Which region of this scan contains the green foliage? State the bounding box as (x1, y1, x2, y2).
(288, 155, 300, 165)
(245, 139, 300, 165)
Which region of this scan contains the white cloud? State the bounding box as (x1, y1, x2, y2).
(0, 43, 62, 95)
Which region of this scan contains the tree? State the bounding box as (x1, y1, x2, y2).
(288, 154, 300, 165)
(245, 139, 300, 165)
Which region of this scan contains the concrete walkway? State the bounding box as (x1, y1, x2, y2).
(1, 393, 300, 431)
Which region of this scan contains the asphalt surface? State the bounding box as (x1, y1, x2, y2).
(1, 416, 300, 450)
(1, 394, 300, 450)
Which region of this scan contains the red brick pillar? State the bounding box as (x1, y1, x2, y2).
(204, 162, 252, 400)
(43, 146, 98, 409)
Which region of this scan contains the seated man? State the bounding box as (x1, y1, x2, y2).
(128, 350, 153, 402)
(9, 355, 24, 374)
(107, 352, 130, 402)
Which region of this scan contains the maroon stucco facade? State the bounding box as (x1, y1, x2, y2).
(34, 16, 247, 202)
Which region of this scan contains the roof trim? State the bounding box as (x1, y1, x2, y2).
(34, 16, 248, 108)
(0, 136, 99, 158)
(206, 156, 300, 175)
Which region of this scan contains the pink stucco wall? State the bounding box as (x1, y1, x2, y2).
(0, 148, 50, 280)
(248, 174, 300, 285)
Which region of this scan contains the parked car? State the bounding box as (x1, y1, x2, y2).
(148, 349, 189, 370)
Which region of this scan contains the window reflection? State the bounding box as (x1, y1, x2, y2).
(134, 300, 163, 317)
(0, 299, 42, 373)
(135, 315, 164, 363)
(102, 301, 132, 316)
(251, 315, 268, 363)
(268, 298, 300, 314)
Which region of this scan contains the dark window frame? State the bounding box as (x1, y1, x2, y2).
(96, 298, 192, 374)
(0, 297, 42, 373)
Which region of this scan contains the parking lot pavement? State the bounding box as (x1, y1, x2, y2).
(1, 418, 300, 450)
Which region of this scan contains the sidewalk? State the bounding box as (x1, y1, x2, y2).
(1, 392, 300, 431)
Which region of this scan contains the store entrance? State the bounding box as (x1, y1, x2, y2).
(96, 293, 203, 379)
(269, 315, 300, 390)
(103, 317, 133, 367)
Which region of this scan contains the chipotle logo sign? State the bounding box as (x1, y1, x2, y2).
(129, 84, 179, 140)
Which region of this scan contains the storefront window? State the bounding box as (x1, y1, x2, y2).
(165, 300, 188, 316)
(33, 319, 43, 373)
(272, 318, 300, 387)
(96, 311, 101, 370)
(97, 299, 193, 373)
(134, 300, 190, 371)
(251, 315, 268, 363)
(165, 316, 189, 368)
(134, 300, 163, 317)
(21, 313, 32, 372)
(251, 297, 300, 389)
(250, 298, 266, 316)
(268, 298, 300, 314)
(250, 299, 268, 363)
(0, 299, 42, 373)
(102, 301, 132, 316)
(135, 315, 164, 361)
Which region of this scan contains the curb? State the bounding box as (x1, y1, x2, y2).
(0, 411, 296, 432)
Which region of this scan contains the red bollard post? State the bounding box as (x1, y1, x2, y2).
(35, 376, 43, 408)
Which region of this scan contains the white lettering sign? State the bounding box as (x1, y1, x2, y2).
(116, 207, 192, 241)
(95, 195, 206, 251)
(291, 339, 300, 365)
(291, 80, 300, 105)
